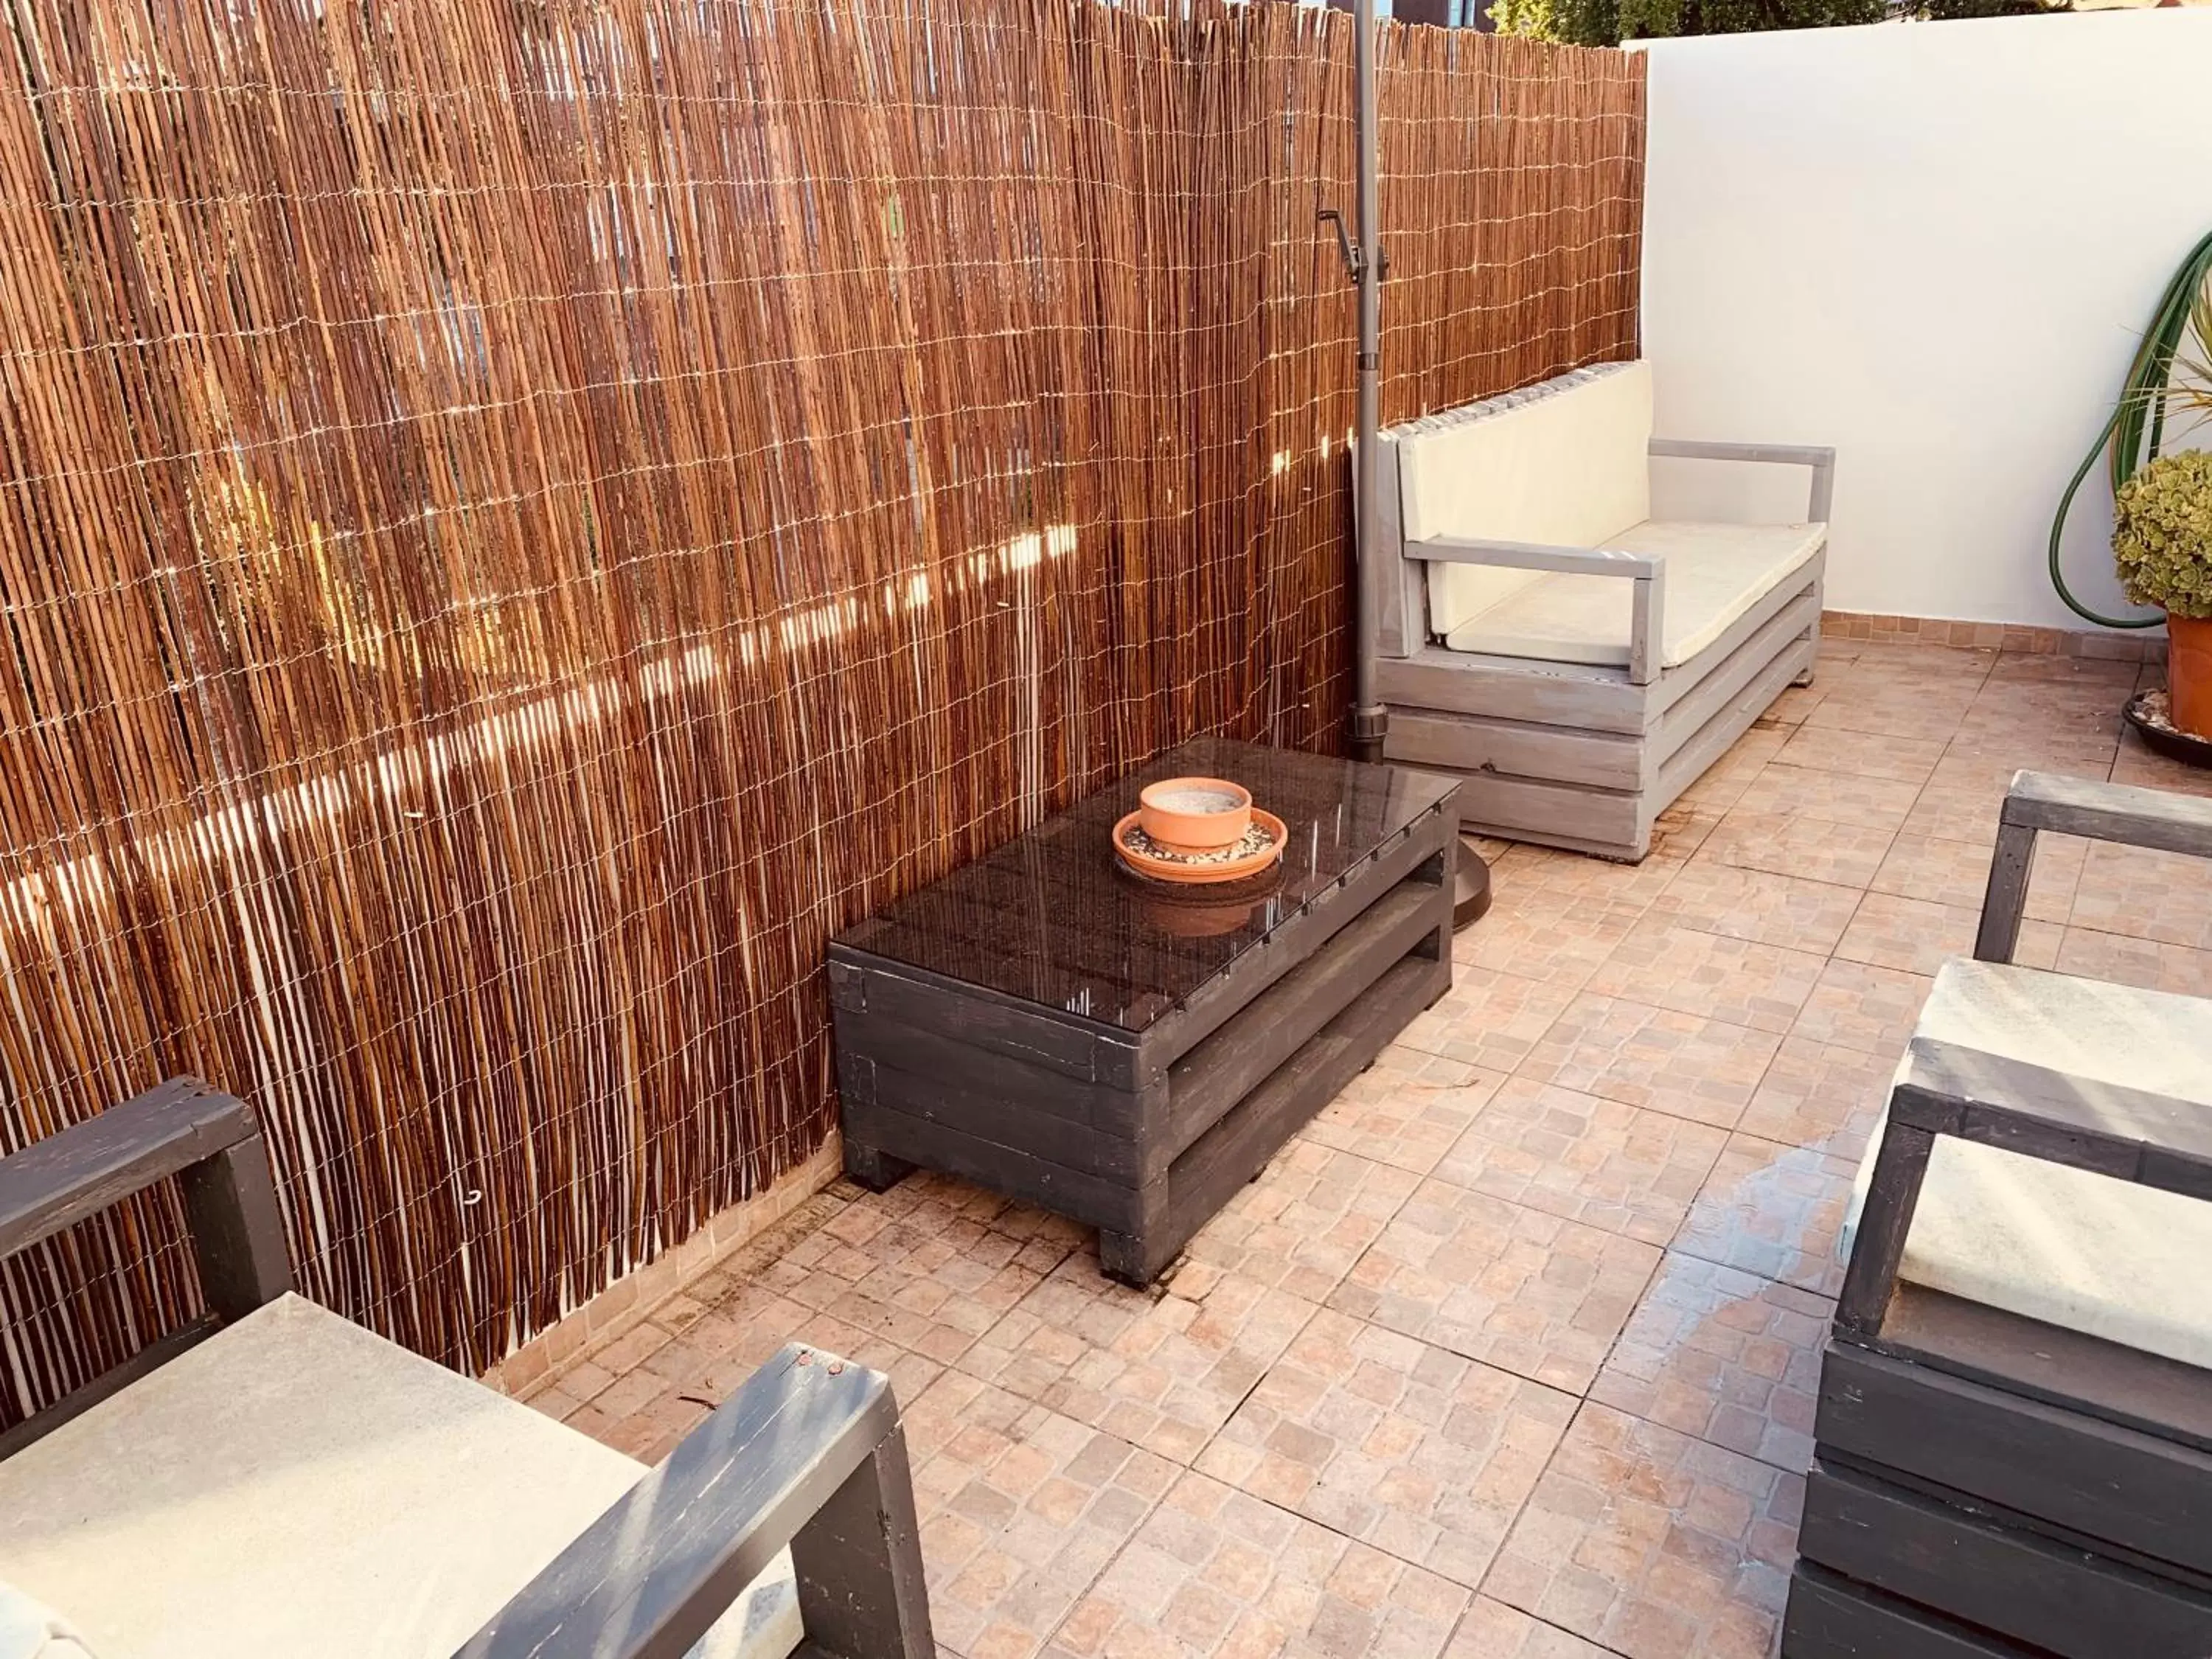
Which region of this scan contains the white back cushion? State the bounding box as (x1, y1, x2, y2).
(1395, 361, 1655, 636)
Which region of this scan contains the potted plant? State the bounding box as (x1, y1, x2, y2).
(2113, 447, 2212, 739)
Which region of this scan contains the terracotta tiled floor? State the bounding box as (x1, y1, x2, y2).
(525, 639, 2199, 1659)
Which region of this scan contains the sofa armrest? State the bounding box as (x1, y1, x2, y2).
(1647, 436, 1837, 524)
(1975, 771, 2212, 963)
(1409, 535, 1668, 684)
(1835, 1033, 2212, 1345)
(455, 1343, 933, 1659)
(0, 1077, 291, 1322)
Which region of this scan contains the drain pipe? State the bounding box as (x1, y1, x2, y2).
(1324, 0, 1388, 763)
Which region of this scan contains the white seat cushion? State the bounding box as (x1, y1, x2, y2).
(1441, 519, 1824, 669)
(1396, 361, 1654, 637)
(1846, 961, 2212, 1371)
(1, 1582, 97, 1659)
(0, 1295, 801, 1659)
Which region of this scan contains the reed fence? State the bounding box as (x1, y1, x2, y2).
(0, 0, 1641, 1423)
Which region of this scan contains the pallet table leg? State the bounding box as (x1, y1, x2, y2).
(844, 1141, 914, 1193)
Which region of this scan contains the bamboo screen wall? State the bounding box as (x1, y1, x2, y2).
(0, 0, 1642, 1422)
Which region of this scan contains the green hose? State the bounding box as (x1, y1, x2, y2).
(2048, 229, 2212, 629)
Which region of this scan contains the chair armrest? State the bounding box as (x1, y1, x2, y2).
(456, 1343, 933, 1659)
(1836, 1034, 2212, 1343)
(1975, 771, 2212, 963)
(1411, 535, 1660, 580)
(1409, 536, 1669, 685)
(0, 1077, 291, 1319)
(1647, 436, 1837, 523)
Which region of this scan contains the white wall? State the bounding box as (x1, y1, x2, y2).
(1638, 10, 2212, 632)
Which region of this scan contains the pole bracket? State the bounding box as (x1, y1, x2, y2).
(1318, 209, 1366, 288)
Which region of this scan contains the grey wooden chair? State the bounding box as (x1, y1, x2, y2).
(1786, 773, 2212, 1658)
(0, 1079, 934, 1659)
(1366, 361, 1834, 860)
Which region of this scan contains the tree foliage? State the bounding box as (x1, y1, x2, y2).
(1493, 0, 1885, 47)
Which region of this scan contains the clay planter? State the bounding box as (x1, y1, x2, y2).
(2169, 613, 2212, 740)
(1137, 776, 1252, 853)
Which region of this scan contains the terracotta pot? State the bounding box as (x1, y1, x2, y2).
(1137, 776, 1252, 853)
(2171, 613, 2212, 740)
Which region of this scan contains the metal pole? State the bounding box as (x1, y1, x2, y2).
(1348, 0, 1387, 762)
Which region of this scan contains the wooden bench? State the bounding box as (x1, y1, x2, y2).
(1785, 772, 2212, 1658)
(0, 1079, 934, 1659)
(1366, 361, 1834, 860)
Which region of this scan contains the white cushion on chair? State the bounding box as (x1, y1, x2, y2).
(0, 1582, 97, 1659)
(1397, 360, 1654, 636)
(1848, 961, 2212, 1371)
(0, 1295, 801, 1659)
(1441, 519, 1824, 669)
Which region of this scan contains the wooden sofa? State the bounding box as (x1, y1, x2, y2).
(0, 1079, 933, 1659)
(1367, 361, 1834, 860)
(1786, 773, 2212, 1658)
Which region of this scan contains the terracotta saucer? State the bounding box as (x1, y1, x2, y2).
(1113, 808, 1287, 885)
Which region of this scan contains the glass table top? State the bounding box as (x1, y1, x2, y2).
(834, 738, 1458, 1034)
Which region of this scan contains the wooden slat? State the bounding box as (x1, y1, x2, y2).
(1384, 706, 1644, 792)
(1377, 648, 1646, 735)
(1816, 1340, 2212, 1577)
(1799, 1460, 2212, 1659)
(1784, 1561, 2034, 1659)
(0, 1080, 253, 1260)
(1166, 878, 1439, 1158)
(1877, 1286, 2212, 1454)
(1138, 807, 1453, 1073)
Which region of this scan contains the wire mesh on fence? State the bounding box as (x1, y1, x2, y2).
(0, 0, 1641, 1423)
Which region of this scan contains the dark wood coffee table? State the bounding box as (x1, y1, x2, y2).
(827, 740, 1459, 1284)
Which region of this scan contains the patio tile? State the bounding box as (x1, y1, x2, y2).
(1650, 801, 1728, 859)
(1728, 761, 1924, 831)
(658, 1284, 947, 1409)
(1443, 1599, 1614, 1658)
(2112, 731, 2212, 796)
(1588, 1252, 1830, 1475)
(904, 1371, 1178, 1659)
(1834, 889, 1979, 975)
(1695, 810, 1896, 888)
(1484, 1404, 1800, 1659)
(1486, 842, 1689, 908)
(1673, 1134, 1857, 1298)
(956, 1255, 1318, 1464)
(1734, 1034, 1893, 1158)
(2053, 926, 2212, 995)
(1674, 726, 1791, 813)
(1584, 918, 1828, 1034)
(2070, 841, 2212, 949)
(1194, 1308, 1576, 1589)
(1986, 651, 2140, 688)
(758, 1175, 1083, 1363)
(1043, 1470, 1470, 1659)
(1871, 830, 2081, 921)
(1800, 688, 1976, 742)
(1302, 1050, 1503, 1178)
(1433, 1079, 1728, 1246)
(1183, 1141, 1421, 1303)
(1790, 958, 1932, 1059)
(1645, 860, 1862, 953)
(1331, 1180, 1659, 1393)
(1400, 968, 1579, 1074)
(1774, 723, 1947, 785)
(1454, 892, 1646, 989)
(1517, 992, 1782, 1130)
